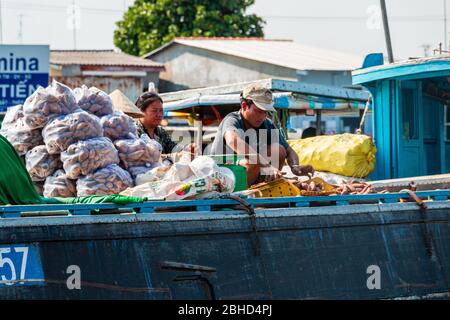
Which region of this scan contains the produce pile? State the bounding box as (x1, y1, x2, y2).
(0, 80, 162, 197)
(292, 178, 386, 195)
(331, 181, 385, 195)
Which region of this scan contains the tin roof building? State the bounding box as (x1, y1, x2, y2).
(144, 37, 363, 92)
(50, 50, 164, 101)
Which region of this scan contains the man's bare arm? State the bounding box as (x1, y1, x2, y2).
(286, 145, 300, 167)
(224, 131, 271, 167)
(285, 145, 315, 176)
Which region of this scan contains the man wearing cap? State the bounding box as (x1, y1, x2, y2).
(209, 83, 314, 186)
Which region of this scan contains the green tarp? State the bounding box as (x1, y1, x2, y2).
(0, 134, 44, 205)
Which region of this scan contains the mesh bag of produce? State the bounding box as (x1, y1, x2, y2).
(33, 181, 45, 196)
(114, 137, 161, 169)
(0, 118, 43, 156)
(1, 105, 24, 130)
(25, 145, 62, 182)
(23, 80, 79, 129)
(77, 164, 133, 196)
(74, 85, 114, 117)
(61, 137, 120, 179)
(288, 133, 377, 178)
(100, 111, 138, 141)
(43, 169, 77, 198)
(127, 165, 153, 179)
(42, 111, 103, 154)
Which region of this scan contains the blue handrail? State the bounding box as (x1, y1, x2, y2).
(1, 190, 449, 219)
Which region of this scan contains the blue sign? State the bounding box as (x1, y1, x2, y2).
(0, 45, 49, 112)
(0, 244, 45, 287)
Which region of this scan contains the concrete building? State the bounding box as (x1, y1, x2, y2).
(144, 37, 363, 92)
(50, 50, 164, 101)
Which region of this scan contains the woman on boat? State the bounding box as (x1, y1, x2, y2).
(134, 91, 197, 158)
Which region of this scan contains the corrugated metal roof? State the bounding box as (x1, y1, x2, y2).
(352, 54, 450, 84)
(145, 37, 363, 71)
(354, 54, 450, 74)
(51, 50, 164, 69)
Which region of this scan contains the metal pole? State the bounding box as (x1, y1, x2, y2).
(18, 14, 23, 43)
(0, 0, 3, 44)
(445, 0, 448, 50)
(72, 0, 77, 49)
(380, 0, 394, 63)
(194, 118, 203, 155)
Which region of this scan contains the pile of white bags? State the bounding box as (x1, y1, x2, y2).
(61, 137, 119, 179)
(100, 111, 138, 141)
(74, 85, 114, 117)
(43, 169, 77, 198)
(23, 80, 79, 129)
(25, 145, 62, 181)
(77, 164, 134, 196)
(0, 80, 164, 197)
(114, 137, 161, 169)
(42, 111, 103, 154)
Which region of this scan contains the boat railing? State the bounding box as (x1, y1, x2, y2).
(1, 189, 449, 219)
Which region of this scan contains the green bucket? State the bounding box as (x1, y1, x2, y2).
(220, 164, 247, 192)
(210, 154, 247, 192)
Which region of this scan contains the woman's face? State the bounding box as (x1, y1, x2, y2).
(144, 100, 164, 127)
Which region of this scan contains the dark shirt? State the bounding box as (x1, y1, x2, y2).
(135, 120, 177, 154)
(209, 111, 289, 156)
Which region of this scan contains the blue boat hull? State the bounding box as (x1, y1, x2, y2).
(0, 201, 449, 299)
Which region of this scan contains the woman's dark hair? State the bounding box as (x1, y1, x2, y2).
(135, 92, 163, 112)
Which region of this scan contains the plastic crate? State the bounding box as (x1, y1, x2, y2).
(248, 178, 301, 198)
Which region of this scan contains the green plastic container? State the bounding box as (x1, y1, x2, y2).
(210, 154, 247, 192)
(209, 154, 244, 165)
(221, 164, 247, 192)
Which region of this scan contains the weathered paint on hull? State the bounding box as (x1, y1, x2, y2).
(0, 201, 449, 299)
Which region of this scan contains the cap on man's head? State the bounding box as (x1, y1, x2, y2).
(241, 83, 275, 112)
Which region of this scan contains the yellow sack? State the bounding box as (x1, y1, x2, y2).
(288, 134, 377, 178)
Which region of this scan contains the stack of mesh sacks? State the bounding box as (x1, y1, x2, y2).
(0, 81, 162, 198)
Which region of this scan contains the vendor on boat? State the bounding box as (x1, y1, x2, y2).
(209, 83, 314, 186)
(134, 91, 196, 158)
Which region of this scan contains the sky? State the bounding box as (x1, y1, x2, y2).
(0, 0, 447, 61)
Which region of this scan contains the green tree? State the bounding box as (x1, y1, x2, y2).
(114, 0, 265, 56)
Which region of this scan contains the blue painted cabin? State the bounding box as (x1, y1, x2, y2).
(353, 54, 450, 180)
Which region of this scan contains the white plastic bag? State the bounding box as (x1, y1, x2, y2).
(114, 137, 161, 169)
(25, 145, 62, 181)
(100, 111, 138, 141)
(134, 163, 171, 185)
(43, 169, 77, 198)
(77, 164, 134, 196)
(74, 85, 114, 117)
(61, 137, 120, 179)
(1, 105, 24, 130)
(122, 167, 235, 200)
(23, 80, 79, 129)
(188, 156, 219, 178)
(42, 111, 103, 154)
(1, 118, 43, 155)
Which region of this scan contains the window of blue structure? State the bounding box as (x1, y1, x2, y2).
(446, 104, 450, 140)
(401, 87, 418, 140)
